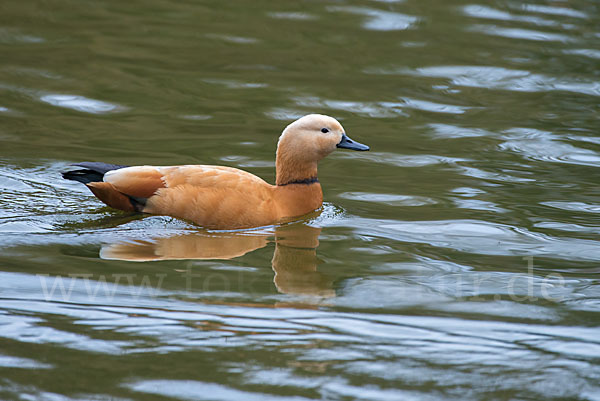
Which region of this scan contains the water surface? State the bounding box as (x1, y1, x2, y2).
(1, 0, 599, 400)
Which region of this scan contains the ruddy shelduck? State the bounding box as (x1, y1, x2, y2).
(63, 114, 369, 229)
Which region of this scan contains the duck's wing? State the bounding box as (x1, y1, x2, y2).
(79, 165, 166, 212)
(99, 165, 166, 202)
(103, 165, 268, 195)
(152, 165, 268, 188)
(103, 165, 277, 228)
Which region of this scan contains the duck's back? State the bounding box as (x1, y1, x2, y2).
(105, 165, 278, 229)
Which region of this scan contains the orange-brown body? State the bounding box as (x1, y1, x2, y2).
(101, 165, 323, 229)
(64, 114, 368, 230)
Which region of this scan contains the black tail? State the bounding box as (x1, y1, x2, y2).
(62, 162, 129, 184)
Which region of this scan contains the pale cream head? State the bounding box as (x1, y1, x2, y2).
(277, 114, 346, 162)
(275, 114, 369, 186)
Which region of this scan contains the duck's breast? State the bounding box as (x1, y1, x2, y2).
(273, 183, 323, 221)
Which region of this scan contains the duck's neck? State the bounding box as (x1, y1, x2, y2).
(275, 150, 318, 186)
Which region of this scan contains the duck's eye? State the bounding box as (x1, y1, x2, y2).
(321, 128, 329, 133)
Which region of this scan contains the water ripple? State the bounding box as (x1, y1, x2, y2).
(267, 12, 316, 21)
(335, 217, 600, 261)
(327, 6, 419, 31)
(563, 48, 600, 60)
(469, 24, 576, 42)
(383, 97, 470, 114)
(127, 379, 311, 401)
(0, 106, 24, 117)
(428, 123, 493, 139)
(204, 33, 259, 44)
(462, 5, 568, 28)
(500, 128, 600, 167)
(203, 78, 267, 89)
(452, 198, 508, 213)
(0, 355, 52, 369)
(338, 272, 569, 310)
(339, 192, 436, 206)
(517, 4, 589, 19)
(567, 134, 600, 146)
(294, 96, 400, 118)
(451, 187, 486, 197)
(535, 221, 600, 234)
(455, 165, 534, 183)
(0, 28, 44, 44)
(265, 108, 308, 121)
(336, 151, 468, 167)
(180, 114, 212, 121)
(0, 311, 133, 354)
(39, 94, 126, 114)
(219, 155, 274, 168)
(541, 201, 600, 214)
(374, 65, 600, 97)
(0, 83, 129, 114)
(293, 96, 469, 117)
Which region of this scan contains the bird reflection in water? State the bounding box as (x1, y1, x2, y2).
(100, 223, 334, 297)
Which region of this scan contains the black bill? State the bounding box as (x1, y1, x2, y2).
(336, 133, 370, 151)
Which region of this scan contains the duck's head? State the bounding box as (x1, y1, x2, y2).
(275, 114, 369, 185)
(277, 114, 369, 161)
